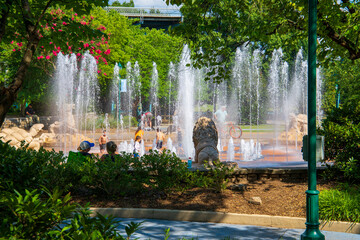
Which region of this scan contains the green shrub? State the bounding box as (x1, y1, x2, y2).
(0, 188, 76, 239)
(318, 103, 360, 183)
(0, 188, 142, 240)
(0, 141, 67, 194)
(95, 153, 146, 196)
(319, 186, 360, 224)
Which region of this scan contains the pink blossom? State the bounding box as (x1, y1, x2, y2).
(83, 16, 86, 19)
(46, 55, 50, 59)
(57, 46, 61, 50)
(41, 46, 44, 48)
(90, 16, 94, 20)
(49, 42, 53, 44)
(71, 17, 74, 21)
(52, 50, 57, 56)
(104, 49, 111, 55)
(62, 21, 67, 25)
(105, 41, 108, 44)
(90, 40, 94, 44)
(51, 27, 55, 30)
(97, 70, 101, 74)
(89, 50, 94, 54)
(53, 23, 57, 26)
(10, 41, 14, 44)
(58, 29, 62, 32)
(104, 73, 107, 76)
(12, 49, 16, 51)
(74, 13, 78, 16)
(37, 56, 44, 60)
(77, 53, 81, 57)
(68, 46, 72, 50)
(17, 42, 23, 47)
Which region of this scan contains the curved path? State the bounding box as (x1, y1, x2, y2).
(115, 217, 360, 240)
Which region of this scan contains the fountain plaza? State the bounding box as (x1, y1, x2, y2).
(45, 44, 325, 169)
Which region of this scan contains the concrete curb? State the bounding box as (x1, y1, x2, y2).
(90, 208, 360, 234)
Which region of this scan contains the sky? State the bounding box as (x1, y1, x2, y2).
(108, 0, 177, 8)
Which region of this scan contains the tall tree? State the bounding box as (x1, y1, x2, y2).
(166, 0, 360, 81)
(0, 0, 108, 127)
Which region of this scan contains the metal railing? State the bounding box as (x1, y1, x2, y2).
(104, 7, 182, 18)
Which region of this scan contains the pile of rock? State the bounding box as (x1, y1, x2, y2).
(279, 113, 307, 144)
(0, 124, 45, 151)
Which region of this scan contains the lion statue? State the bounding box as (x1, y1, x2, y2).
(192, 117, 219, 165)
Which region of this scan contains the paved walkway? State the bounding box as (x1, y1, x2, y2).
(115, 218, 360, 240)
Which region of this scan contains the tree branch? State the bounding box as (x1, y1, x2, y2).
(319, 14, 360, 60)
(33, 0, 53, 34)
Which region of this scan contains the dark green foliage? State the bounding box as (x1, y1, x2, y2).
(0, 141, 68, 194)
(318, 103, 360, 183)
(0, 140, 234, 198)
(319, 184, 360, 224)
(0, 188, 142, 239)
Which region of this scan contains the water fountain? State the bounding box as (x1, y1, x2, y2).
(176, 45, 195, 158)
(151, 62, 159, 127)
(55, 52, 98, 152)
(52, 45, 324, 168)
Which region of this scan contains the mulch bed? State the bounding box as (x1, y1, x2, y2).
(71, 179, 336, 218)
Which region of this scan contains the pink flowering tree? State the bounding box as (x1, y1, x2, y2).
(0, 0, 109, 127)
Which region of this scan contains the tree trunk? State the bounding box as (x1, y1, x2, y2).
(0, 37, 40, 127)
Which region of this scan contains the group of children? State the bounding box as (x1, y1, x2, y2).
(74, 125, 167, 161)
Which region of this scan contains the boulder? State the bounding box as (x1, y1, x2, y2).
(0, 133, 7, 139)
(1, 128, 13, 135)
(16, 128, 32, 139)
(28, 141, 41, 151)
(29, 123, 44, 137)
(11, 132, 25, 142)
(3, 136, 19, 146)
(249, 196, 262, 205)
(193, 117, 219, 165)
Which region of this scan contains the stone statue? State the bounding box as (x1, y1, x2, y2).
(193, 117, 219, 165)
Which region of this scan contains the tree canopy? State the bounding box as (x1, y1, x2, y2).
(0, 0, 109, 126)
(166, 0, 360, 81)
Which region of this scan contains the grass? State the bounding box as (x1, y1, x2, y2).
(238, 124, 285, 132)
(319, 184, 360, 225)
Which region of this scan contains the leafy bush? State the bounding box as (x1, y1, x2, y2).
(0, 188, 142, 239)
(0, 140, 234, 198)
(0, 141, 67, 194)
(318, 103, 360, 183)
(319, 185, 360, 224)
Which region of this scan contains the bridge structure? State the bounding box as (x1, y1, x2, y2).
(103, 7, 182, 29)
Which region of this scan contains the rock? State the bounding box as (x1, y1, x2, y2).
(28, 141, 40, 151)
(193, 117, 219, 165)
(11, 132, 25, 142)
(279, 113, 308, 144)
(16, 128, 32, 139)
(249, 196, 262, 205)
(3, 136, 19, 146)
(1, 128, 13, 135)
(0, 133, 7, 139)
(29, 123, 44, 137)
